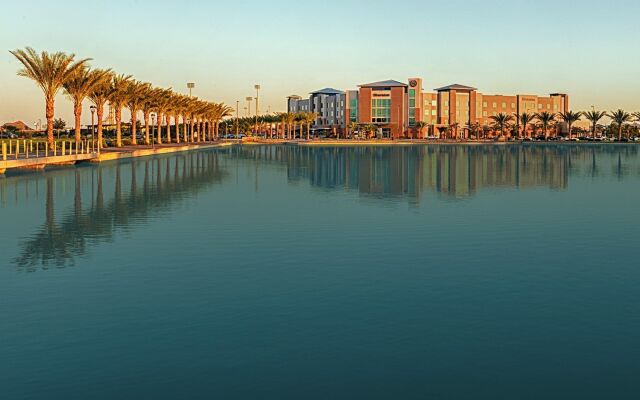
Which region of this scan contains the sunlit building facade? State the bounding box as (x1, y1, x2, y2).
(287, 77, 569, 138)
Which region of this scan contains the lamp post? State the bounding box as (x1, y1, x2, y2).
(151, 113, 156, 149)
(90, 105, 96, 137)
(187, 82, 195, 97)
(254, 84, 260, 135)
(235, 100, 239, 138)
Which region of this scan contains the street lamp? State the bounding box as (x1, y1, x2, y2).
(245, 97, 253, 117)
(151, 113, 156, 148)
(187, 82, 195, 97)
(236, 100, 240, 138)
(90, 105, 96, 137)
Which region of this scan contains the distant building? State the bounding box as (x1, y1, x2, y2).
(287, 77, 569, 138)
(2, 120, 34, 132)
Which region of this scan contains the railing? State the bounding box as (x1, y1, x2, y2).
(1, 139, 99, 161)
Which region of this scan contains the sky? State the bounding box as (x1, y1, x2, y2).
(1, 0, 639, 127)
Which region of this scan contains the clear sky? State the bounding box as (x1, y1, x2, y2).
(1, 0, 639, 127)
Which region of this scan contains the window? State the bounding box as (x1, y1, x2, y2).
(371, 98, 391, 123)
(444, 101, 449, 106)
(432, 110, 437, 116)
(511, 103, 516, 108)
(409, 89, 416, 98)
(493, 102, 497, 108)
(483, 102, 487, 107)
(409, 99, 415, 107)
(432, 100, 437, 106)
(502, 102, 507, 108)
(547, 104, 551, 109)
(483, 111, 488, 117)
(539, 104, 543, 109)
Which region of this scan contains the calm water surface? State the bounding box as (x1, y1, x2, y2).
(1, 144, 640, 399)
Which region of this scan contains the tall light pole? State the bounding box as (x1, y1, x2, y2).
(151, 113, 156, 148)
(235, 100, 239, 138)
(187, 82, 195, 97)
(245, 97, 253, 117)
(90, 105, 96, 138)
(254, 84, 260, 135)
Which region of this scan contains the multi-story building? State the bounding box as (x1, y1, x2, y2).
(288, 77, 569, 138)
(288, 88, 346, 131)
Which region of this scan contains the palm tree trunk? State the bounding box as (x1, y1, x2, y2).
(157, 113, 163, 144)
(74, 102, 82, 145)
(144, 111, 150, 145)
(165, 115, 170, 144)
(116, 107, 122, 147)
(175, 115, 180, 144)
(182, 117, 188, 142)
(618, 125, 622, 141)
(46, 96, 54, 148)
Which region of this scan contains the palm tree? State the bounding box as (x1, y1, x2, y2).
(210, 103, 233, 139)
(63, 66, 112, 145)
(347, 121, 358, 139)
(608, 109, 632, 141)
(125, 80, 151, 146)
(153, 88, 172, 144)
(140, 87, 159, 145)
(87, 70, 114, 149)
(557, 111, 583, 139)
(489, 113, 515, 137)
(414, 121, 428, 139)
(301, 112, 317, 140)
(584, 110, 607, 138)
(107, 74, 132, 147)
(519, 112, 534, 138)
(535, 111, 556, 140)
(10, 47, 90, 147)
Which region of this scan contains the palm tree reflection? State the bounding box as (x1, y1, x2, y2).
(14, 151, 228, 271)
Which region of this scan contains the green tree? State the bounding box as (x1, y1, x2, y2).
(583, 110, 607, 138)
(535, 111, 556, 140)
(107, 74, 133, 147)
(489, 113, 515, 137)
(608, 109, 632, 141)
(557, 111, 583, 139)
(63, 66, 112, 145)
(10, 47, 90, 147)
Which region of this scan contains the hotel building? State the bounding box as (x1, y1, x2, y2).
(288, 78, 569, 138)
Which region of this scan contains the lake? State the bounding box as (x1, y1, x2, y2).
(1, 144, 639, 399)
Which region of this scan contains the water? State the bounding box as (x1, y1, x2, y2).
(1, 144, 639, 399)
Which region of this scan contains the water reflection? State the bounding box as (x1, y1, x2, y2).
(235, 144, 640, 200)
(9, 151, 229, 271)
(3, 144, 640, 271)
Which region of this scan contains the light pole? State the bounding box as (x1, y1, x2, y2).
(245, 97, 253, 117)
(235, 100, 239, 138)
(90, 105, 96, 137)
(254, 84, 260, 134)
(187, 82, 195, 97)
(151, 113, 156, 149)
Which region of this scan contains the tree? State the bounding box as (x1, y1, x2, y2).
(608, 109, 632, 141)
(414, 121, 428, 139)
(63, 66, 112, 145)
(301, 112, 317, 140)
(107, 74, 132, 147)
(87, 70, 114, 149)
(535, 111, 556, 140)
(557, 111, 583, 139)
(52, 118, 66, 139)
(10, 47, 90, 147)
(519, 112, 535, 138)
(125, 80, 151, 145)
(489, 113, 515, 137)
(583, 110, 607, 138)
(348, 121, 358, 139)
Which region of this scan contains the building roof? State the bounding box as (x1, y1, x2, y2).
(359, 80, 408, 88)
(435, 84, 478, 92)
(2, 120, 33, 131)
(310, 88, 344, 95)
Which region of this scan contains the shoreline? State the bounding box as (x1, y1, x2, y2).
(0, 141, 233, 175)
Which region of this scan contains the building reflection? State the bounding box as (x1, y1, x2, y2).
(11, 151, 228, 271)
(235, 144, 640, 201)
